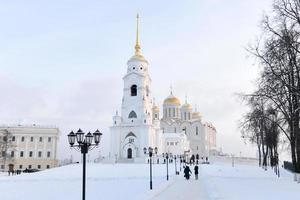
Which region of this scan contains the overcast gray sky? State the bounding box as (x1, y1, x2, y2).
(0, 0, 274, 160)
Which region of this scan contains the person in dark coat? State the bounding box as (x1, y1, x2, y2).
(194, 165, 199, 180)
(184, 165, 192, 180)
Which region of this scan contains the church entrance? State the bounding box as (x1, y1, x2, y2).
(127, 148, 132, 159)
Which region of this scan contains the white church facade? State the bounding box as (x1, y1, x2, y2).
(109, 15, 217, 162)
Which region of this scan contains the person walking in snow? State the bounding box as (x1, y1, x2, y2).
(194, 165, 199, 180)
(184, 165, 192, 180)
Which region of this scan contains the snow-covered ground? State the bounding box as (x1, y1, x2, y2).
(0, 161, 299, 200)
(0, 163, 174, 200)
(201, 162, 299, 200)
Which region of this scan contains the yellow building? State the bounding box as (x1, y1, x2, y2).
(0, 125, 59, 171)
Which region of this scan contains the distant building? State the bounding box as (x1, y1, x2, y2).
(160, 94, 217, 158)
(0, 125, 60, 171)
(109, 15, 217, 162)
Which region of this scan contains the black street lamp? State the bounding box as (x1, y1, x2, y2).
(144, 147, 154, 190)
(68, 129, 102, 200)
(174, 155, 178, 175)
(166, 153, 169, 181)
(179, 155, 182, 172)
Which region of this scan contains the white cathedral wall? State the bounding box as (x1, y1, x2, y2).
(110, 123, 163, 160)
(163, 104, 180, 119)
(160, 119, 209, 157)
(122, 74, 153, 125)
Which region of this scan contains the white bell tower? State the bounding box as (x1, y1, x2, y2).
(122, 14, 153, 125)
(110, 14, 160, 162)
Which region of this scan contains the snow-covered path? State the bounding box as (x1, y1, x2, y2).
(149, 176, 209, 200)
(144, 162, 300, 200)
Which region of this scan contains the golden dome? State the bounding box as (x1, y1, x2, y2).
(192, 111, 202, 119)
(163, 94, 181, 106)
(128, 54, 148, 63)
(182, 103, 192, 109)
(152, 105, 160, 112)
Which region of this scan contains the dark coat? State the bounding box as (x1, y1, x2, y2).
(194, 166, 199, 174)
(184, 166, 192, 179)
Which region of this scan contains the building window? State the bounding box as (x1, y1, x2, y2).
(29, 151, 33, 157)
(37, 165, 41, 169)
(197, 146, 199, 150)
(144, 119, 146, 123)
(129, 138, 134, 143)
(47, 165, 50, 169)
(168, 108, 171, 117)
(196, 127, 198, 135)
(39, 137, 43, 142)
(48, 137, 51, 142)
(131, 85, 137, 96)
(28, 165, 32, 169)
(188, 113, 191, 120)
(38, 151, 42, 158)
(146, 86, 149, 96)
(1, 151, 5, 157)
(20, 151, 24, 157)
(12, 136, 15, 142)
(47, 151, 51, 158)
(1, 165, 4, 169)
(128, 111, 137, 118)
(21, 137, 25, 142)
(11, 151, 14, 157)
(173, 108, 175, 117)
(155, 113, 158, 119)
(19, 165, 22, 169)
(31, 137, 34, 142)
(184, 112, 186, 120)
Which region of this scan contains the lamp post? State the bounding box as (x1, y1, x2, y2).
(154, 147, 158, 164)
(179, 155, 182, 172)
(67, 129, 102, 200)
(144, 147, 154, 190)
(166, 153, 169, 181)
(174, 155, 178, 175)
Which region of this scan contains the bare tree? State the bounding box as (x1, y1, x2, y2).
(0, 129, 14, 171)
(245, 0, 300, 172)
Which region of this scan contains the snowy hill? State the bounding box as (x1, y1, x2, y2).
(0, 162, 299, 200)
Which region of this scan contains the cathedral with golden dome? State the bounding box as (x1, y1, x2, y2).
(109, 15, 217, 162)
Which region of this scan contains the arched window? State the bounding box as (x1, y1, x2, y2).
(146, 86, 149, 96)
(196, 127, 198, 135)
(128, 111, 137, 118)
(131, 85, 137, 96)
